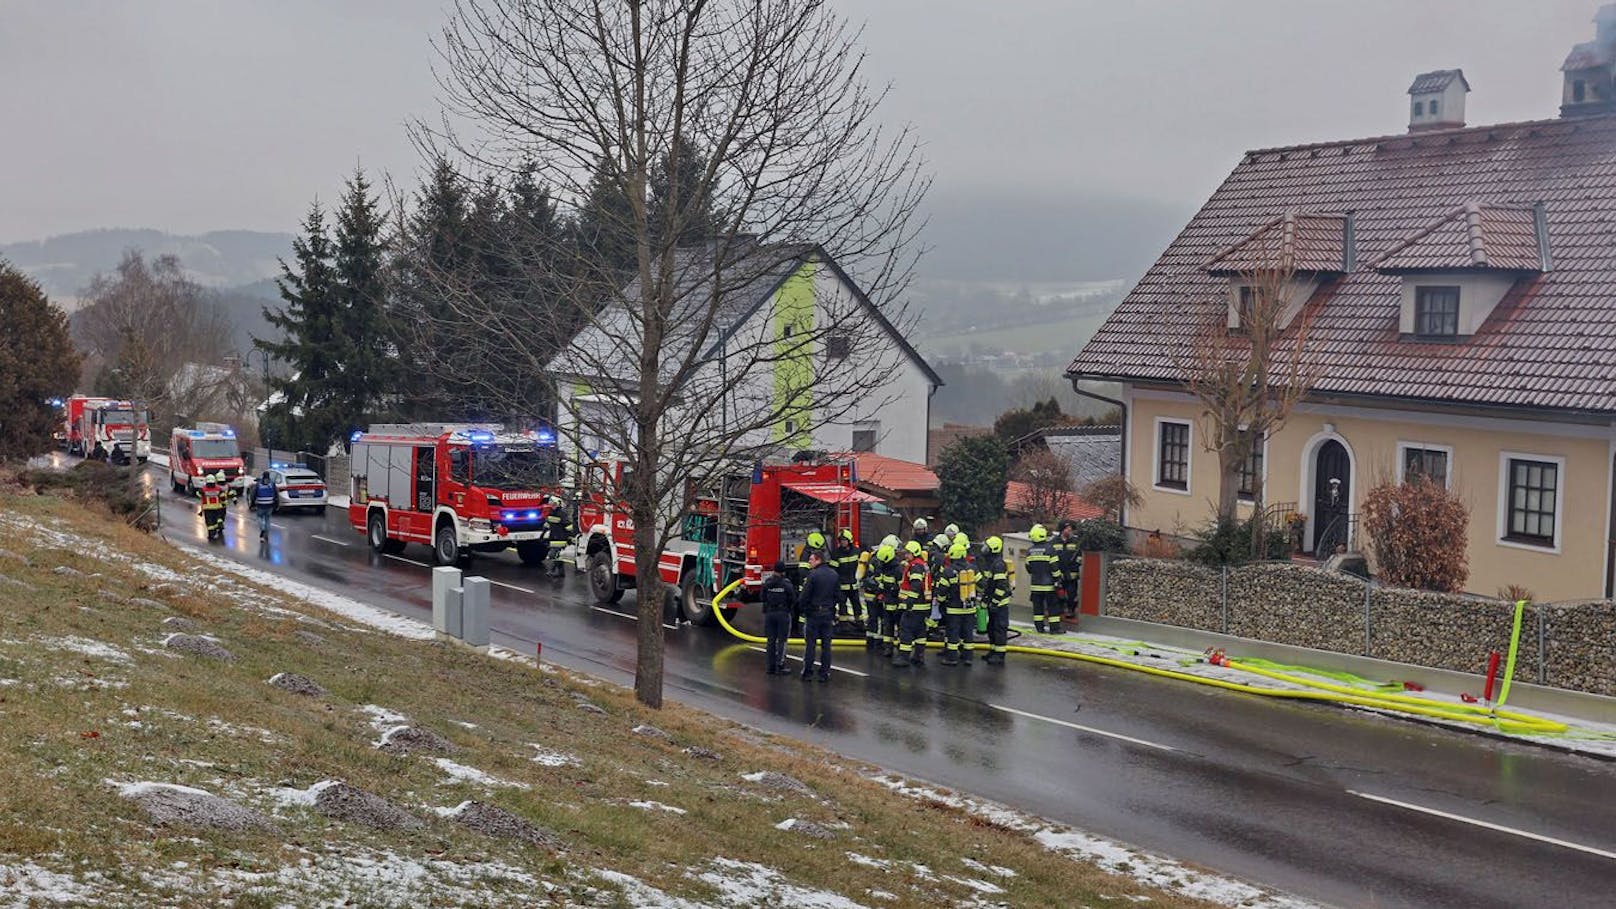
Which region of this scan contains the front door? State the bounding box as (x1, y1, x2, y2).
(1312, 440, 1350, 554)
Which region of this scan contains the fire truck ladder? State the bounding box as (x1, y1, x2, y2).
(718, 473, 752, 581)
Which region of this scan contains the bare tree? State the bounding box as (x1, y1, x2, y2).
(1080, 473, 1142, 525)
(418, 0, 929, 707)
(72, 251, 235, 435)
(1177, 245, 1319, 560)
(1013, 447, 1075, 527)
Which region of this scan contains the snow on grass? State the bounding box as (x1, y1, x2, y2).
(526, 744, 579, 767)
(110, 780, 215, 799)
(267, 780, 340, 809)
(873, 774, 1323, 909)
(624, 799, 687, 815)
(961, 857, 1016, 878)
(425, 800, 474, 819)
(359, 704, 408, 732)
(180, 548, 434, 641)
(0, 860, 101, 906)
(846, 852, 891, 871)
(433, 757, 530, 789)
(696, 858, 870, 908)
(35, 635, 132, 663)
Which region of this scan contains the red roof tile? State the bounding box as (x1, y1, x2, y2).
(1204, 212, 1346, 275)
(1068, 113, 1616, 414)
(837, 451, 938, 494)
(1371, 202, 1541, 272)
(1003, 481, 1103, 521)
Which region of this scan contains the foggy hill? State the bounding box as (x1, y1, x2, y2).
(0, 228, 292, 303)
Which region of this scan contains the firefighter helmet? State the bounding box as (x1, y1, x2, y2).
(945, 522, 960, 538)
(806, 531, 826, 550)
(912, 517, 929, 534)
(1059, 519, 1075, 532)
(984, 535, 1004, 554)
(953, 531, 970, 548)
(931, 532, 951, 550)
(1029, 524, 1048, 543)
(881, 533, 901, 550)
(948, 541, 968, 561)
(839, 528, 854, 542)
(904, 539, 924, 557)
(875, 544, 896, 563)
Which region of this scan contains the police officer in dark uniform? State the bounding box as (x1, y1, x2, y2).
(760, 561, 797, 675)
(797, 551, 840, 681)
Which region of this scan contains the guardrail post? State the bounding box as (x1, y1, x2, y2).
(432, 566, 463, 638)
(1363, 581, 1373, 656)
(461, 577, 491, 649)
(1220, 565, 1228, 634)
(1537, 606, 1547, 686)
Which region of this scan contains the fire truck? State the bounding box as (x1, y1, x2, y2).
(576, 453, 875, 625)
(348, 424, 563, 566)
(64, 395, 151, 462)
(169, 423, 245, 494)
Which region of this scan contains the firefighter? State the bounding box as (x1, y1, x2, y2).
(798, 530, 828, 574)
(830, 528, 863, 623)
(894, 540, 931, 667)
(864, 543, 899, 653)
(1024, 523, 1062, 634)
(978, 536, 1011, 664)
(1053, 520, 1082, 621)
(940, 541, 979, 666)
(542, 495, 572, 578)
(198, 473, 227, 541)
(909, 517, 929, 545)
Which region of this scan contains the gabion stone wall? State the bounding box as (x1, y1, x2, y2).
(1103, 556, 1616, 697)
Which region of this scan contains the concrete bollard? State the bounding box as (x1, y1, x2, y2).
(461, 576, 491, 649)
(432, 566, 463, 639)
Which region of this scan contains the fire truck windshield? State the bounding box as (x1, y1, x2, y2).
(473, 445, 557, 490)
(192, 438, 239, 459)
(99, 409, 143, 424)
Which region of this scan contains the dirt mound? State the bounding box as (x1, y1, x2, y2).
(377, 725, 456, 755)
(454, 800, 562, 850)
(119, 782, 276, 833)
(631, 724, 670, 740)
(313, 781, 422, 831)
(161, 616, 200, 633)
(267, 672, 327, 698)
(684, 746, 723, 762)
(743, 771, 811, 795)
(163, 634, 234, 661)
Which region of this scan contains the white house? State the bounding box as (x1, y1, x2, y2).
(548, 241, 940, 469)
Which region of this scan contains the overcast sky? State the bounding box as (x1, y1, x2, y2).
(0, 0, 1599, 249)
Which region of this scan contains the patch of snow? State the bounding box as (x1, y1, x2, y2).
(866, 890, 897, 902)
(204, 717, 282, 744)
(645, 779, 669, 787)
(696, 858, 868, 908)
(112, 780, 215, 799)
(0, 860, 101, 906)
(625, 800, 687, 815)
(181, 549, 435, 640)
(433, 757, 530, 789)
(0, 678, 18, 686)
(961, 858, 1016, 878)
(845, 852, 891, 871)
(740, 771, 768, 782)
(452, 720, 478, 730)
(426, 800, 474, 818)
(873, 775, 1321, 909)
(945, 876, 1004, 895)
(526, 745, 580, 768)
(359, 704, 408, 731)
(267, 780, 340, 808)
(36, 635, 132, 663)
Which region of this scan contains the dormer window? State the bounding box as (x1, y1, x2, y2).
(1413, 100, 1424, 116)
(1429, 99, 1440, 116)
(1414, 286, 1460, 338)
(1575, 79, 1587, 103)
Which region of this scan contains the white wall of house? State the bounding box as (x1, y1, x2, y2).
(1396, 273, 1517, 335)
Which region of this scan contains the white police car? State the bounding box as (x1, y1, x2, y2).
(267, 465, 328, 514)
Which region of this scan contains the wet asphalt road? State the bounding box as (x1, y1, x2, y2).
(135, 466, 1616, 909)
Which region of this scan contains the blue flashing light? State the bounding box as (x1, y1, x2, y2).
(189, 430, 205, 439)
(504, 510, 517, 521)
(468, 430, 495, 443)
(535, 428, 556, 445)
(350, 430, 364, 443)
(526, 510, 539, 520)
(220, 429, 236, 439)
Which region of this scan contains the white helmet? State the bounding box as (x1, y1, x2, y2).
(945, 523, 960, 538)
(913, 517, 929, 533)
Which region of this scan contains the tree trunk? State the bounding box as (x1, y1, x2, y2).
(1250, 481, 1267, 561)
(1216, 446, 1242, 523)
(632, 500, 665, 708)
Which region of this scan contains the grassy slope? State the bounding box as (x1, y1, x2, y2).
(0, 486, 1220, 909)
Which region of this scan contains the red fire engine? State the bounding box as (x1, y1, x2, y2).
(64, 395, 151, 461)
(169, 423, 245, 494)
(576, 454, 875, 625)
(348, 424, 563, 566)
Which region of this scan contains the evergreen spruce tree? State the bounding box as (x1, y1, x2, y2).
(573, 154, 638, 295)
(331, 168, 396, 432)
(0, 261, 81, 461)
(256, 203, 343, 451)
(648, 136, 716, 248)
(391, 157, 472, 418)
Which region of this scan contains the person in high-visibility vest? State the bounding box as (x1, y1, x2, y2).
(542, 495, 573, 578)
(864, 543, 901, 654)
(1024, 524, 1062, 634)
(977, 536, 1012, 664)
(830, 528, 864, 623)
(1053, 520, 1082, 621)
(939, 541, 977, 666)
(893, 540, 931, 667)
(199, 473, 227, 540)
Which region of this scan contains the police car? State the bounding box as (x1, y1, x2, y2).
(266, 464, 328, 514)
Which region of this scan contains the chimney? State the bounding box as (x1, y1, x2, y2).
(1407, 69, 1469, 132)
(1561, 4, 1616, 117)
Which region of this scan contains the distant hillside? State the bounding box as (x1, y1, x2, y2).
(0, 228, 293, 303)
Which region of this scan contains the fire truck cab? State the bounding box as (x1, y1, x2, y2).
(169, 423, 243, 494)
(66, 395, 151, 462)
(348, 424, 563, 566)
(576, 454, 874, 625)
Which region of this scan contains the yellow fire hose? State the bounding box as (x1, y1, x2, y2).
(710, 579, 1567, 736)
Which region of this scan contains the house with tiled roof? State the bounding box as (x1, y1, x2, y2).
(1068, 13, 1616, 601)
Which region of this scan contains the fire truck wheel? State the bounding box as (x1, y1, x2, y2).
(516, 541, 547, 566)
(587, 551, 623, 603)
(434, 524, 464, 566)
(367, 512, 390, 553)
(680, 571, 732, 627)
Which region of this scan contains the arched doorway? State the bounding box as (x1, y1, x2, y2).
(1312, 439, 1351, 554)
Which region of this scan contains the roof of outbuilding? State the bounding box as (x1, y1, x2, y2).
(1407, 69, 1469, 95)
(1067, 113, 1616, 414)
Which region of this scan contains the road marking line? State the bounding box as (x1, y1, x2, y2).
(590, 605, 679, 631)
(271, 522, 289, 530)
(310, 535, 351, 548)
(488, 580, 536, 594)
(383, 554, 431, 568)
(747, 646, 869, 677)
(989, 703, 1177, 753)
(1348, 791, 1616, 861)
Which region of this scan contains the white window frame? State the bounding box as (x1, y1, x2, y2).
(1395, 441, 1455, 489)
(1152, 417, 1193, 496)
(1496, 450, 1565, 555)
(1236, 428, 1269, 503)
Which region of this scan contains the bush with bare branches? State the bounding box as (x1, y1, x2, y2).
(1361, 478, 1470, 593)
